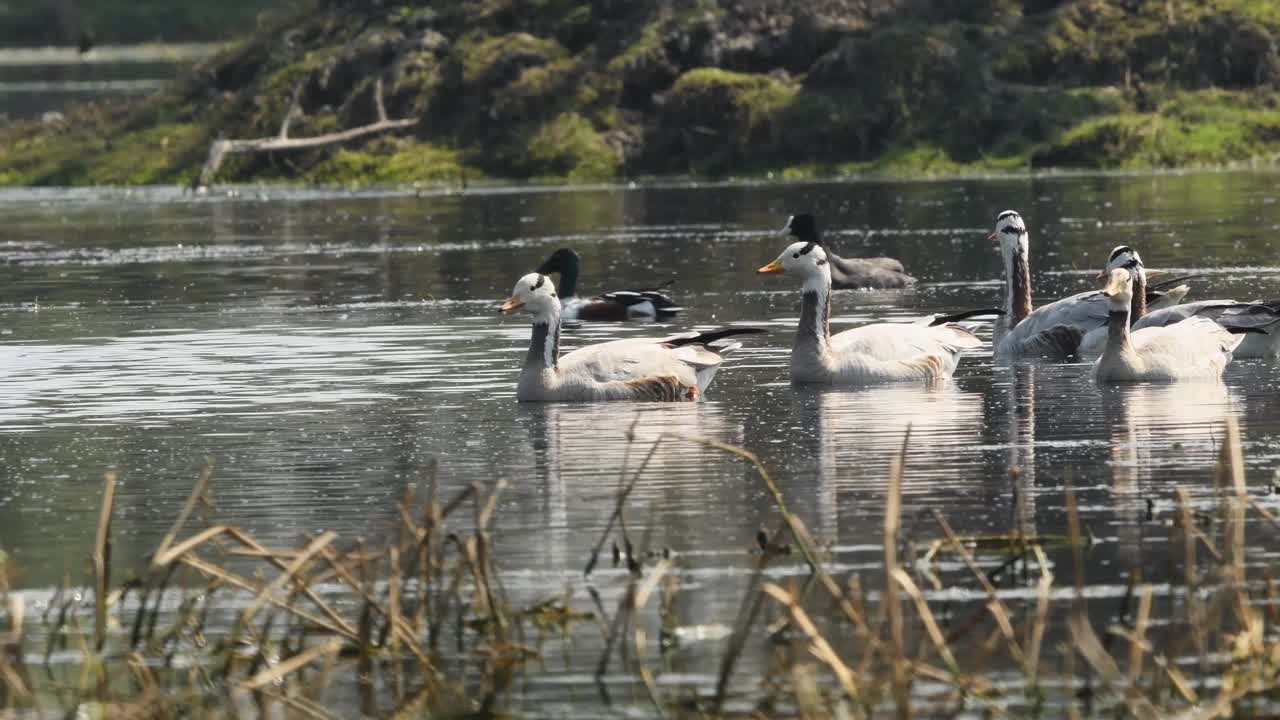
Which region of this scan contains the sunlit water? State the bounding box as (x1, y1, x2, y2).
(4, 174, 1280, 712)
(0, 44, 220, 120)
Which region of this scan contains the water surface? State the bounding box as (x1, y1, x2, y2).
(3, 174, 1280, 711)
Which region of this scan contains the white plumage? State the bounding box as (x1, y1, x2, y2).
(1093, 268, 1243, 383)
(500, 273, 757, 401)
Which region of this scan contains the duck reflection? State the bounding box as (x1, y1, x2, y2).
(1098, 382, 1241, 573)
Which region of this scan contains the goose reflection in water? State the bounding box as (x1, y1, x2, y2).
(1099, 382, 1242, 573)
(780, 382, 986, 545)
(514, 401, 745, 577)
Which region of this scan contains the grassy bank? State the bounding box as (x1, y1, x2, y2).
(2, 423, 1278, 716)
(2, 0, 1280, 186)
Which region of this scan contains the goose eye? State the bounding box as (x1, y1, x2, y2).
(530, 285, 537, 291)
(550, 292, 557, 298)
(816, 258, 827, 266)
(792, 252, 800, 259)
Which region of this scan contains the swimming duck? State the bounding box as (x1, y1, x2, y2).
(1077, 245, 1192, 356)
(757, 240, 986, 385)
(991, 213, 1187, 359)
(1093, 267, 1247, 382)
(782, 213, 915, 289)
(535, 248, 679, 322)
(500, 273, 761, 401)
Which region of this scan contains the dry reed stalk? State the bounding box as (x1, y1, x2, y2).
(1174, 487, 1209, 670)
(238, 531, 335, 629)
(884, 429, 909, 716)
(890, 569, 958, 674)
(711, 538, 774, 712)
(761, 583, 862, 703)
(585, 432, 664, 577)
(151, 462, 213, 570)
(314, 546, 430, 667)
(1067, 610, 1160, 719)
(1127, 585, 1153, 686)
(1023, 545, 1053, 682)
(93, 472, 117, 652)
(929, 509, 1027, 667)
(240, 639, 341, 690)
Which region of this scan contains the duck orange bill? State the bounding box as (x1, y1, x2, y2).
(756, 259, 784, 274)
(987, 231, 998, 242)
(1102, 273, 1128, 297)
(499, 297, 524, 312)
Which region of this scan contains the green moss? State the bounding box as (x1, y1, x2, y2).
(1032, 91, 1280, 168)
(525, 113, 619, 180)
(460, 32, 567, 86)
(307, 140, 479, 186)
(81, 123, 206, 185)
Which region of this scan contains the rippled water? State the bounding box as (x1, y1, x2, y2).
(4, 174, 1280, 711)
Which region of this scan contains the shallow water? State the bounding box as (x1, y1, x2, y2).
(4, 174, 1280, 711)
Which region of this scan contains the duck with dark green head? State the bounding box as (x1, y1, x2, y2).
(782, 213, 915, 289)
(535, 248, 681, 322)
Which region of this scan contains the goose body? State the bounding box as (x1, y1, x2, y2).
(758, 240, 982, 385)
(1074, 245, 1192, 356)
(783, 214, 915, 289)
(536, 248, 679, 322)
(991, 215, 1185, 359)
(1108, 299, 1280, 358)
(500, 273, 758, 401)
(1093, 268, 1243, 383)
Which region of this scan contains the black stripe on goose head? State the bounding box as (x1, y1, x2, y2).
(996, 210, 1021, 222)
(1108, 245, 1134, 262)
(532, 274, 546, 290)
(783, 213, 820, 243)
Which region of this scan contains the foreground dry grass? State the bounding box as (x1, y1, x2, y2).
(2, 418, 1279, 718)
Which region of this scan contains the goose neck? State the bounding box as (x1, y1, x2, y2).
(525, 309, 561, 372)
(1106, 306, 1132, 352)
(1130, 273, 1147, 322)
(796, 277, 833, 355)
(1006, 243, 1032, 326)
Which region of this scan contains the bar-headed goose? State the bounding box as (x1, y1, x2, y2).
(1093, 267, 1246, 383)
(1078, 245, 1193, 356)
(992, 213, 1188, 359)
(757, 240, 988, 385)
(500, 273, 761, 401)
(535, 248, 679, 322)
(1079, 245, 1279, 358)
(782, 213, 915, 289)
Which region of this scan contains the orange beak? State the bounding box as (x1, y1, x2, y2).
(756, 259, 784, 274)
(987, 231, 998, 242)
(1095, 270, 1106, 282)
(499, 297, 524, 313)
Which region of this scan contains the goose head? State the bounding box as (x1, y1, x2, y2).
(782, 213, 820, 244)
(1103, 245, 1145, 281)
(535, 248, 580, 275)
(757, 240, 830, 292)
(1101, 267, 1134, 311)
(500, 273, 560, 321)
(988, 209, 1028, 264)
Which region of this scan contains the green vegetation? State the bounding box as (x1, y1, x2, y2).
(4, 0, 1280, 186)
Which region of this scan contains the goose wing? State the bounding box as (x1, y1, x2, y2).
(831, 322, 980, 360)
(997, 290, 1107, 357)
(1131, 317, 1241, 377)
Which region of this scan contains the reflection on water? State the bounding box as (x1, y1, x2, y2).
(0, 174, 1279, 711)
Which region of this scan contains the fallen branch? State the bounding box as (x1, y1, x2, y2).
(198, 77, 416, 187)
